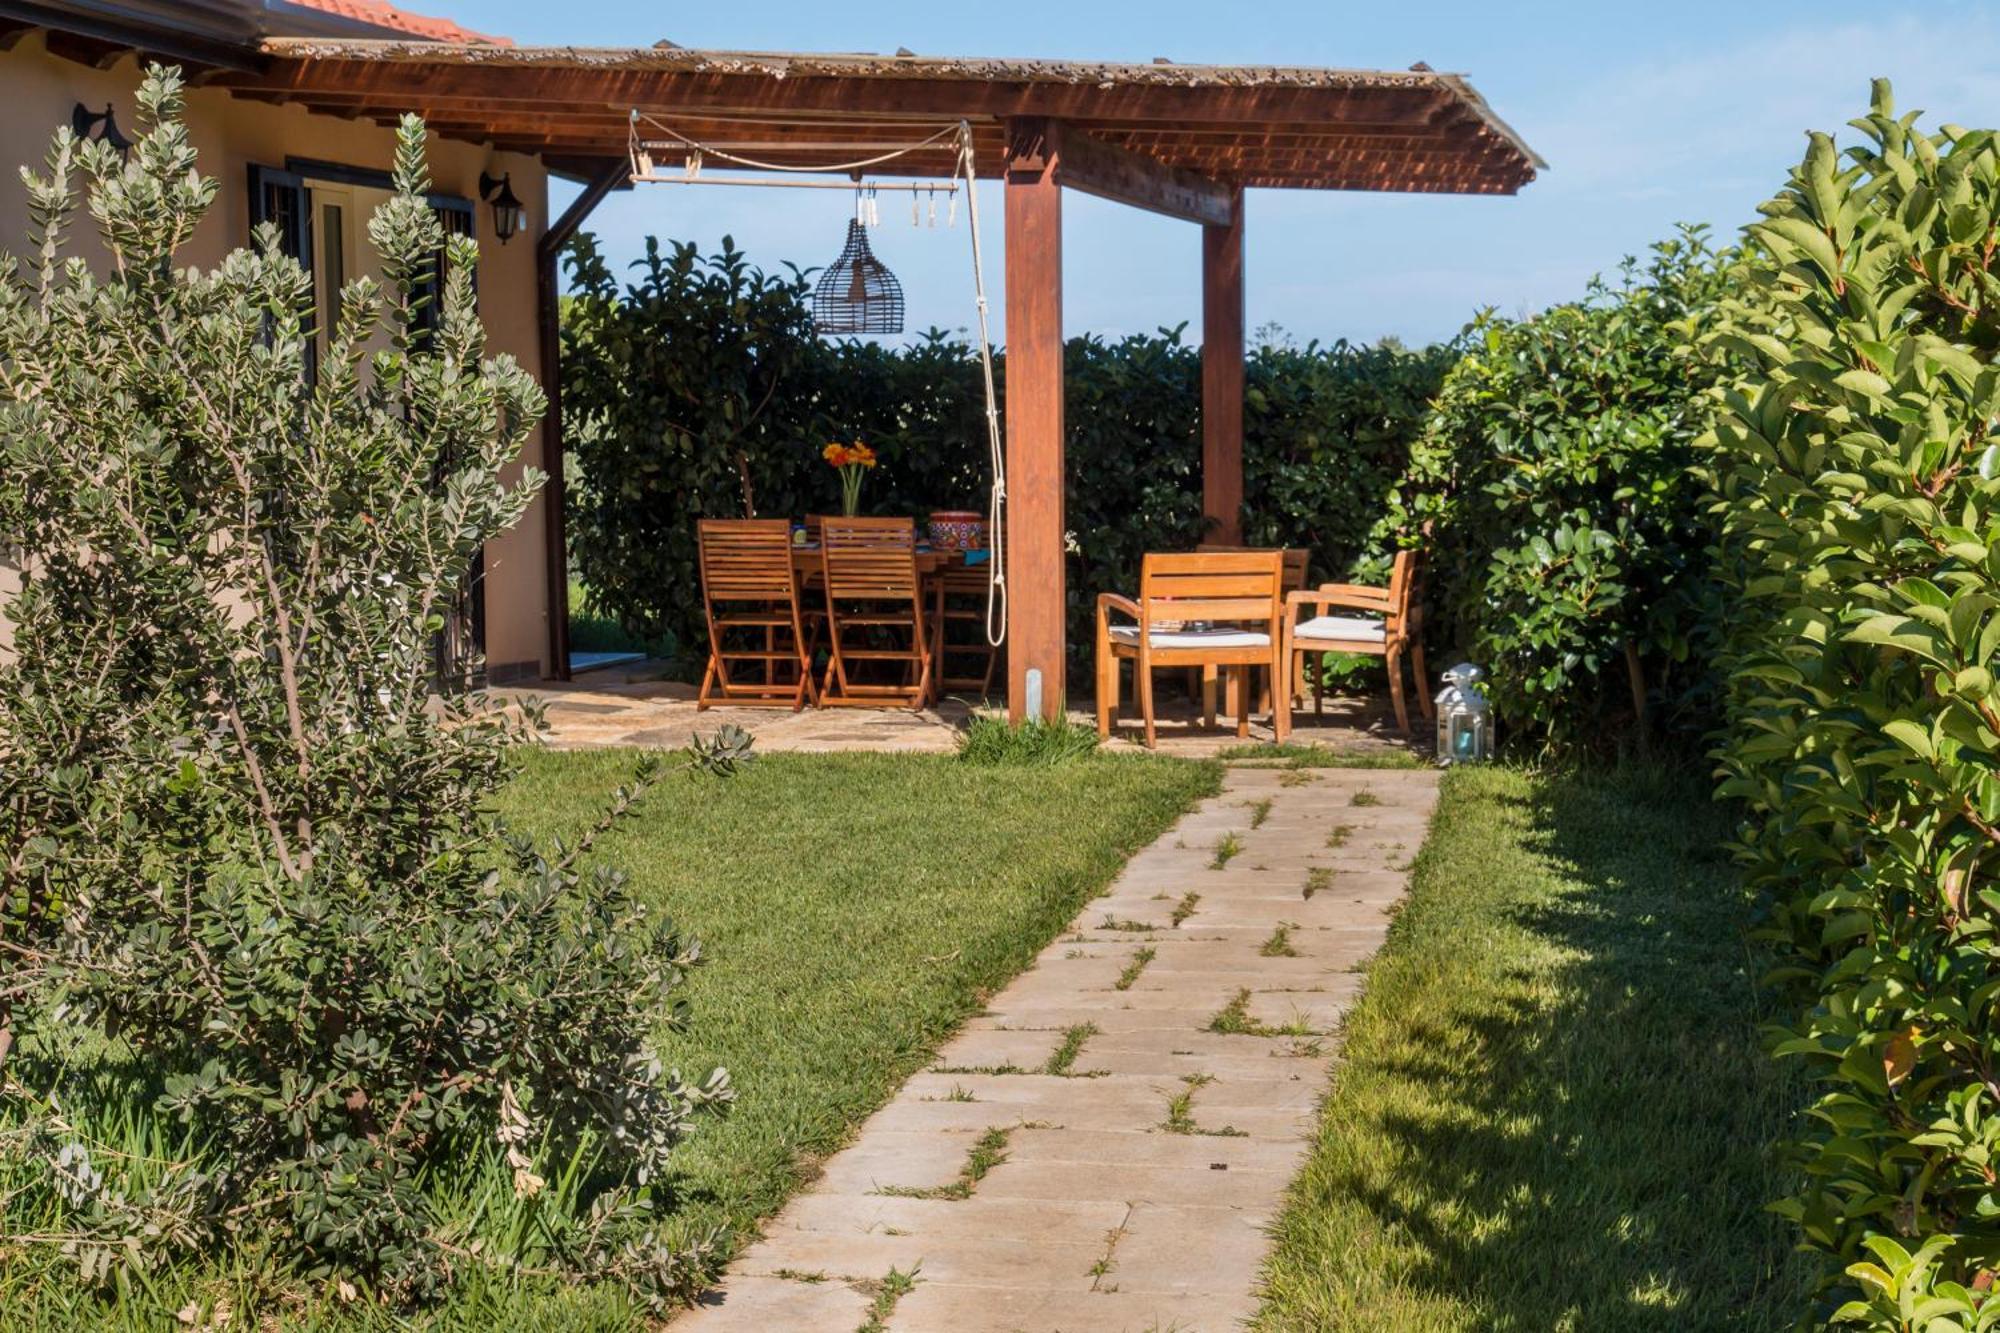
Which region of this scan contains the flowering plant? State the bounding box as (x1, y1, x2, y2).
(822, 440, 878, 516)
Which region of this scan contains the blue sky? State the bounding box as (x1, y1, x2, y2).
(419, 0, 2000, 347)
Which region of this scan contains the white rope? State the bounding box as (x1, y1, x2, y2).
(632, 110, 961, 176)
(956, 122, 1008, 648)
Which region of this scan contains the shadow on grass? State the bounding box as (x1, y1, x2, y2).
(1258, 764, 1816, 1331)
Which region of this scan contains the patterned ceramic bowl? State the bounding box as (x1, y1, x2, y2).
(928, 510, 987, 551)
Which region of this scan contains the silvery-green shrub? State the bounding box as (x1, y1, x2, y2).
(0, 67, 727, 1306)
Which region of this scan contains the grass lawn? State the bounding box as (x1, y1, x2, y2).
(567, 578, 675, 659)
(4, 748, 1215, 1330)
(1252, 763, 1814, 1331)
(1216, 740, 1429, 769)
(502, 748, 1218, 1272)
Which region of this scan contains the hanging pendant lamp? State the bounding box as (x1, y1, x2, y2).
(812, 217, 905, 336)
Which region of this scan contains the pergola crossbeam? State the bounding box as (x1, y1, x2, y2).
(1055, 127, 1235, 226)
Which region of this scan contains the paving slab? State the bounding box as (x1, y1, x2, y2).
(676, 765, 1439, 1329)
(674, 1274, 873, 1331)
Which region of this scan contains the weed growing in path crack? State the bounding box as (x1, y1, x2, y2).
(1260, 923, 1299, 957)
(855, 1265, 921, 1333)
(1245, 797, 1274, 829)
(1171, 891, 1201, 927)
(1208, 988, 1318, 1038)
(1043, 1023, 1101, 1076)
(1325, 823, 1355, 849)
(1089, 1207, 1134, 1292)
(1350, 790, 1382, 807)
(1161, 1074, 1210, 1133)
(1162, 1073, 1249, 1138)
(1114, 948, 1156, 992)
(1210, 833, 1243, 869)
(1099, 916, 1159, 933)
(1303, 868, 1332, 900)
(1279, 770, 1317, 788)
(873, 1128, 1012, 1200)
(774, 1269, 828, 1283)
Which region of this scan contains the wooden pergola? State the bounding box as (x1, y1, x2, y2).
(219, 42, 1543, 718)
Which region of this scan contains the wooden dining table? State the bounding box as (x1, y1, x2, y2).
(788, 543, 979, 578)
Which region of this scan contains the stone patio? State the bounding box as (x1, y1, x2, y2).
(674, 763, 1441, 1332)
(503, 660, 1424, 760)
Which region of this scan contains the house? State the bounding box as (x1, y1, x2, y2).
(0, 0, 556, 682)
(1, 4, 1541, 709)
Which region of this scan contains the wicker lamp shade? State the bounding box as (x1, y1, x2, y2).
(812, 219, 905, 335)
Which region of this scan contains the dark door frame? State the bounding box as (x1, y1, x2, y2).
(249, 154, 486, 678)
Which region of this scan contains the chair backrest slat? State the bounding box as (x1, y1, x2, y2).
(1386, 548, 1420, 626)
(1139, 550, 1282, 630)
(819, 516, 919, 599)
(1196, 543, 1309, 594)
(699, 518, 798, 601)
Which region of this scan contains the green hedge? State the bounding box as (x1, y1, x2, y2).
(1394, 228, 1733, 748)
(559, 233, 1449, 668)
(1708, 81, 2000, 1326)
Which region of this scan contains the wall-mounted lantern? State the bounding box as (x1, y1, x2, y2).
(479, 171, 525, 245)
(71, 102, 133, 160)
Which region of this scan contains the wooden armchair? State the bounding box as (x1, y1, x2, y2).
(696, 518, 818, 711)
(1195, 543, 1310, 717)
(1283, 547, 1431, 735)
(1095, 550, 1287, 748)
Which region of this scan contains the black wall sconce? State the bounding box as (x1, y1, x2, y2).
(479, 171, 525, 245)
(71, 102, 133, 160)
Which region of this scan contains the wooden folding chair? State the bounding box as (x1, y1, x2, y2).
(930, 562, 1002, 699)
(1095, 549, 1287, 748)
(696, 518, 817, 711)
(818, 516, 937, 710)
(1282, 547, 1432, 735)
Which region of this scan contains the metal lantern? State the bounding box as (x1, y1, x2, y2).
(71, 101, 133, 160)
(1434, 662, 1494, 765)
(479, 172, 526, 245)
(812, 218, 904, 335)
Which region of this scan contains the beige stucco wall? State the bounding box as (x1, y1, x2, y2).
(0, 32, 555, 679)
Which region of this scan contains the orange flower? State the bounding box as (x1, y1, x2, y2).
(848, 441, 878, 469)
(822, 442, 850, 467)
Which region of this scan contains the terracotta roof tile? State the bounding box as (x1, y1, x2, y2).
(283, 1, 510, 46)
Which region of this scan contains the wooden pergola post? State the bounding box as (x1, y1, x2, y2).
(537, 165, 625, 682)
(1202, 185, 1246, 545)
(1003, 117, 1066, 722)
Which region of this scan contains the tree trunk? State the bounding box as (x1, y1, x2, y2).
(1623, 638, 1650, 745)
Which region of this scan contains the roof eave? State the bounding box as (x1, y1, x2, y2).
(230, 38, 1544, 194)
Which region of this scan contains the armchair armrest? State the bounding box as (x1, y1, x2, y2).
(1097, 592, 1142, 627)
(1314, 582, 1393, 605)
(1286, 584, 1390, 625)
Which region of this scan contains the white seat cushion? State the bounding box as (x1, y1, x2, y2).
(1108, 625, 1272, 650)
(1294, 614, 1386, 644)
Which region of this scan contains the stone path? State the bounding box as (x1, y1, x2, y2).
(677, 764, 1440, 1332)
